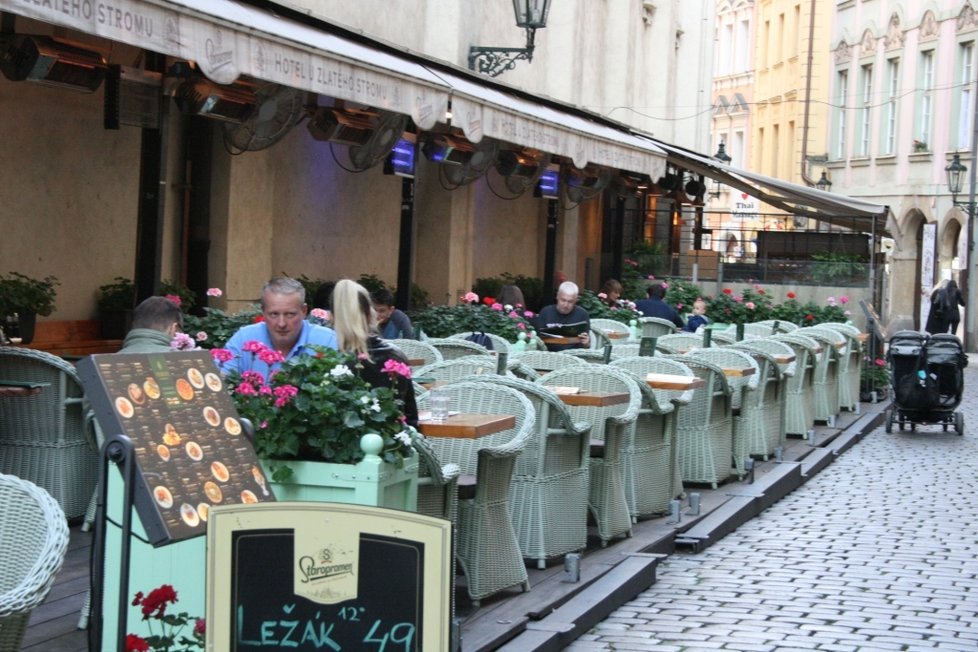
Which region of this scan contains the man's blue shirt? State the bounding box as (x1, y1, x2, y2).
(221, 321, 338, 378)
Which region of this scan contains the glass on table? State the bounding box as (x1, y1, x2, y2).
(429, 388, 451, 422)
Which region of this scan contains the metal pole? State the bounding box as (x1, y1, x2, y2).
(966, 59, 978, 351)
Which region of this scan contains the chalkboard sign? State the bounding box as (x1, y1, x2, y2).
(208, 502, 452, 651)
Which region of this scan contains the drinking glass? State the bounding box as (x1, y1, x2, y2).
(430, 388, 451, 422)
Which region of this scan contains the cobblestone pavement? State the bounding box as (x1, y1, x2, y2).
(566, 365, 978, 651)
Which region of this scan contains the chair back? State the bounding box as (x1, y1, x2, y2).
(656, 332, 704, 354)
(685, 347, 760, 410)
(564, 348, 610, 364)
(744, 322, 774, 337)
(416, 356, 500, 383)
(512, 350, 587, 374)
(407, 428, 460, 523)
(0, 473, 70, 651)
(732, 338, 798, 378)
(0, 347, 98, 519)
(390, 339, 443, 368)
(611, 343, 640, 358)
(535, 366, 641, 445)
(611, 355, 697, 408)
(426, 338, 491, 360)
(757, 319, 798, 333)
(448, 332, 513, 354)
(590, 318, 632, 349)
(638, 317, 678, 338)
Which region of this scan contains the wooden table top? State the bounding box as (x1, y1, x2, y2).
(541, 336, 581, 346)
(722, 366, 757, 377)
(406, 358, 426, 366)
(772, 353, 796, 364)
(645, 373, 707, 390)
(857, 333, 870, 342)
(604, 331, 630, 340)
(553, 389, 630, 407)
(417, 413, 516, 438)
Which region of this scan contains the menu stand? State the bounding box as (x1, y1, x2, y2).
(90, 434, 137, 652)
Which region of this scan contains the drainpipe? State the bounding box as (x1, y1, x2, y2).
(799, 0, 818, 187)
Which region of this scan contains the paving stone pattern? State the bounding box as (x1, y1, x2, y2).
(567, 365, 978, 651)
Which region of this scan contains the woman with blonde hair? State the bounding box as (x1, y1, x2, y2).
(331, 279, 418, 426)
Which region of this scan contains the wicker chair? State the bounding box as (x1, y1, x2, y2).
(418, 382, 534, 605)
(602, 362, 679, 520)
(611, 355, 696, 500)
(590, 318, 632, 349)
(512, 350, 587, 375)
(564, 348, 611, 364)
(771, 333, 820, 436)
(448, 332, 513, 355)
(390, 339, 443, 368)
(666, 354, 735, 488)
(744, 322, 775, 337)
(536, 366, 640, 546)
(426, 338, 491, 360)
(611, 343, 641, 358)
(725, 345, 786, 459)
(655, 333, 704, 354)
(686, 348, 764, 472)
(416, 356, 501, 383)
(465, 376, 591, 569)
(0, 347, 99, 519)
(0, 473, 70, 651)
(794, 327, 843, 426)
(638, 317, 679, 338)
(817, 322, 864, 413)
(407, 428, 460, 525)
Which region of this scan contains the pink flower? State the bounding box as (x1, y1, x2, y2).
(523, 310, 534, 318)
(508, 311, 519, 319)
(273, 384, 299, 407)
(517, 322, 526, 330)
(874, 358, 886, 367)
(169, 333, 197, 351)
(194, 619, 207, 637)
(259, 420, 268, 429)
(258, 349, 285, 365)
(463, 291, 479, 304)
(381, 359, 413, 379)
(839, 296, 849, 304)
(677, 303, 683, 310)
(827, 296, 837, 305)
(661, 282, 669, 289)
(234, 383, 257, 396)
(242, 340, 266, 354)
(241, 371, 265, 386)
(195, 331, 208, 342)
(746, 302, 755, 310)
(734, 295, 743, 303)
(597, 292, 608, 299)
(310, 308, 331, 322)
(646, 274, 655, 280)
(258, 385, 273, 396)
(164, 294, 181, 307)
(491, 303, 503, 311)
(206, 288, 222, 297)
(210, 348, 234, 363)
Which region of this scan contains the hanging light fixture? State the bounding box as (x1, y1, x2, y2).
(468, 0, 552, 77)
(946, 153, 967, 200)
(709, 142, 732, 198)
(816, 169, 832, 192)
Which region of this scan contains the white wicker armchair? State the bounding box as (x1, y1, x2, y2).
(0, 473, 69, 651)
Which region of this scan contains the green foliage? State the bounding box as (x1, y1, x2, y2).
(706, 287, 773, 324)
(472, 273, 545, 311)
(0, 272, 59, 316)
(810, 251, 866, 285)
(410, 302, 534, 341)
(159, 279, 196, 313)
(356, 273, 389, 295)
(292, 274, 331, 302)
(576, 290, 641, 324)
(860, 354, 890, 390)
(98, 277, 136, 311)
(182, 305, 262, 349)
(621, 242, 669, 298)
(663, 280, 706, 314)
(410, 283, 431, 309)
(768, 291, 849, 325)
(224, 345, 414, 477)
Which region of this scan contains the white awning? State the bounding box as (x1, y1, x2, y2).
(1, 0, 665, 175)
(646, 138, 893, 232)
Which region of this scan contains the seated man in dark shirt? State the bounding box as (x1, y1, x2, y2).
(634, 283, 683, 329)
(534, 281, 591, 351)
(371, 288, 415, 340)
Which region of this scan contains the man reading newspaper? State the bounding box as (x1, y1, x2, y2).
(535, 281, 591, 351)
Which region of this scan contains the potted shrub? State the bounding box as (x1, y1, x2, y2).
(0, 272, 59, 344)
(159, 279, 196, 313)
(97, 277, 136, 339)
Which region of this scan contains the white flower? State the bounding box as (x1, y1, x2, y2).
(394, 431, 412, 446)
(360, 395, 371, 404)
(330, 364, 353, 378)
(370, 399, 381, 413)
(504, 304, 513, 312)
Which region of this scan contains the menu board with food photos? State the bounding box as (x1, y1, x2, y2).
(78, 351, 275, 546)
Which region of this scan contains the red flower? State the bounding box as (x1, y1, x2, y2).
(786, 292, 796, 299)
(125, 634, 150, 652)
(252, 314, 265, 323)
(805, 314, 814, 321)
(136, 584, 178, 620)
(194, 618, 207, 637)
(722, 288, 733, 295)
(483, 296, 496, 306)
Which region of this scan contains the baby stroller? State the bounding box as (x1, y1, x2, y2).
(885, 330, 967, 434)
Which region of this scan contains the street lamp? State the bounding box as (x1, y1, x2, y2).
(709, 142, 731, 198)
(945, 152, 978, 350)
(815, 169, 832, 192)
(468, 0, 552, 77)
(945, 153, 969, 202)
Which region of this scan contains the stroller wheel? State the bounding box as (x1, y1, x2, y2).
(955, 412, 964, 436)
(885, 410, 894, 433)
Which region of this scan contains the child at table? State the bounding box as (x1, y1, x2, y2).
(682, 299, 709, 333)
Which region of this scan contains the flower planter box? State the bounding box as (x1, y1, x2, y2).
(261, 434, 419, 511)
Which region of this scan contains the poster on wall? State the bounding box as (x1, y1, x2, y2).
(920, 223, 937, 329)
